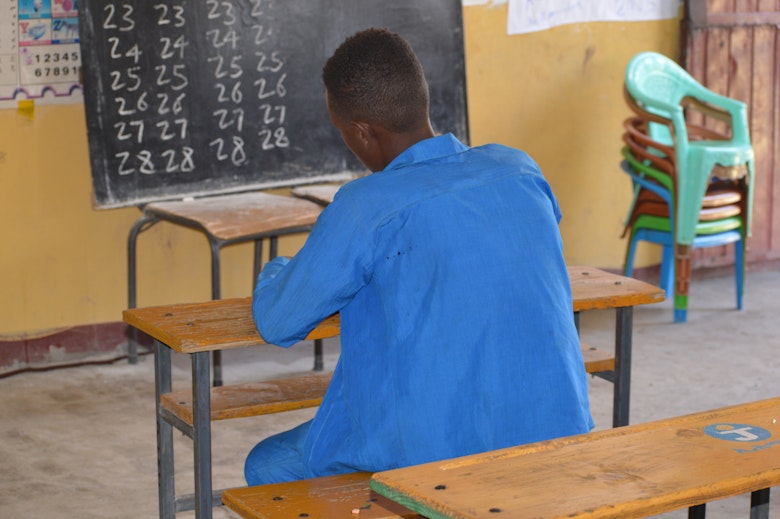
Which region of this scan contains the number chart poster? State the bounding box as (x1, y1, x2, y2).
(0, 0, 82, 108)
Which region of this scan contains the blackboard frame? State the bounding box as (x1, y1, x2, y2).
(79, 0, 469, 209)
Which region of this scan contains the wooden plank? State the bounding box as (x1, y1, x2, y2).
(223, 472, 422, 519)
(581, 344, 614, 374)
(122, 299, 340, 353)
(161, 373, 333, 423)
(145, 192, 322, 242)
(160, 344, 611, 424)
(747, 23, 776, 255)
(371, 397, 780, 519)
(124, 267, 662, 352)
(707, 11, 780, 26)
(567, 266, 665, 311)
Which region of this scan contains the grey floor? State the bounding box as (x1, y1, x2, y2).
(1, 266, 779, 518)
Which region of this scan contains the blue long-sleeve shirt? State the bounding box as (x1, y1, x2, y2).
(252, 133, 593, 477)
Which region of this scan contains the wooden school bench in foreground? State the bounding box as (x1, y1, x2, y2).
(221, 397, 780, 519)
(122, 266, 664, 518)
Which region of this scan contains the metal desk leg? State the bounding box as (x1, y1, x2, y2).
(613, 306, 633, 428)
(313, 339, 324, 371)
(154, 340, 176, 519)
(573, 311, 581, 333)
(192, 351, 213, 519)
(127, 214, 159, 364)
(253, 238, 265, 281)
(688, 503, 706, 519)
(750, 488, 770, 519)
(209, 239, 224, 388)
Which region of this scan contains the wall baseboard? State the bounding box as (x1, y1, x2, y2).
(0, 322, 152, 377)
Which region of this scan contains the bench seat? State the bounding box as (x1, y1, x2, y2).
(223, 472, 423, 519)
(161, 344, 612, 425)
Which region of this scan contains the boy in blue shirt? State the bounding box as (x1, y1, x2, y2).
(245, 27, 592, 484)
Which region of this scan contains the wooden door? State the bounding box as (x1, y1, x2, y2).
(680, 0, 780, 268)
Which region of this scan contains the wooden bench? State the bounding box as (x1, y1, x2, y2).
(223, 472, 422, 519)
(225, 398, 780, 519)
(370, 397, 780, 519)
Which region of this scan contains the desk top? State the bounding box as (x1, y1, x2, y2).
(567, 266, 664, 311)
(122, 267, 663, 353)
(291, 183, 342, 207)
(145, 192, 323, 241)
(370, 397, 780, 519)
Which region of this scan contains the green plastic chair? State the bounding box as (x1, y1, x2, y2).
(625, 52, 754, 246)
(624, 52, 753, 318)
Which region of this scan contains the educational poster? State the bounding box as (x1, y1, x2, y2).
(507, 0, 679, 35)
(0, 0, 82, 108)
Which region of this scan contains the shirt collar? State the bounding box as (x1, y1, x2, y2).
(382, 133, 469, 172)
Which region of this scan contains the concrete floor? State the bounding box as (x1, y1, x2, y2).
(1, 266, 779, 518)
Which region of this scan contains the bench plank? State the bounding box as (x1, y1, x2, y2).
(161, 344, 612, 425)
(223, 472, 422, 519)
(371, 397, 780, 519)
(161, 373, 333, 424)
(581, 344, 615, 373)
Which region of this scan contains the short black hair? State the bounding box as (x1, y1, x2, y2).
(322, 28, 430, 133)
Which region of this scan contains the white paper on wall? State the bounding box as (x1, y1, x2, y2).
(507, 0, 679, 35)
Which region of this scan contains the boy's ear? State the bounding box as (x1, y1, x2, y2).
(352, 120, 376, 147)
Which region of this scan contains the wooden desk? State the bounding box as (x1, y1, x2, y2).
(124, 305, 338, 519)
(123, 267, 663, 519)
(568, 266, 664, 428)
(126, 191, 324, 385)
(371, 397, 780, 519)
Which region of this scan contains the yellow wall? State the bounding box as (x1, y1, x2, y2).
(463, 4, 679, 266)
(0, 4, 679, 338)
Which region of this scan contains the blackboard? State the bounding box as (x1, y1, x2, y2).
(78, 0, 469, 209)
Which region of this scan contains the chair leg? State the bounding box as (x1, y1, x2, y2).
(674, 244, 692, 323)
(660, 244, 674, 298)
(735, 237, 744, 310)
(623, 230, 639, 278)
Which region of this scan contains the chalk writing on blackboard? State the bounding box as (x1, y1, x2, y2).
(79, 0, 468, 209)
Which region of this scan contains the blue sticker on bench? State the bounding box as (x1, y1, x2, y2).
(704, 423, 772, 442)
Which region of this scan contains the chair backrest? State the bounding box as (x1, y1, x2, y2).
(625, 53, 705, 110)
(624, 52, 750, 148)
(622, 117, 676, 176)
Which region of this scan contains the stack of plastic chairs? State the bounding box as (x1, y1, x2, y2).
(621, 51, 754, 323)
